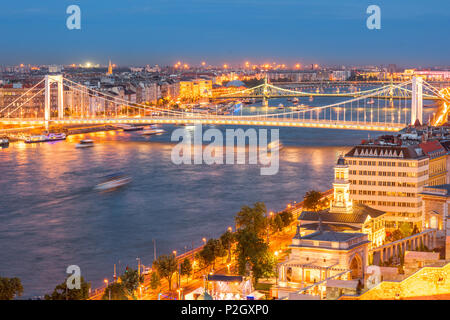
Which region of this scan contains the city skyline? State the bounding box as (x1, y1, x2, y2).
(0, 0, 449, 66)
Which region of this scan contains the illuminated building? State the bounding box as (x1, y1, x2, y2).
(340, 262, 450, 300)
(420, 184, 450, 259)
(299, 156, 386, 247)
(275, 222, 370, 299)
(345, 144, 429, 231)
(419, 140, 447, 186)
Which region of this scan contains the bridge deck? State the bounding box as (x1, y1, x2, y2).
(0, 117, 405, 132)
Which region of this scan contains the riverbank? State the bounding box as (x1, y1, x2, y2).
(87, 188, 334, 300)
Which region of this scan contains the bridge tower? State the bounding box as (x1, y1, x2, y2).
(262, 75, 269, 107)
(411, 76, 423, 125)
(44, 75, 64, 129)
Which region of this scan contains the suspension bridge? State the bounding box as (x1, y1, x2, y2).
(0, 75, 449, 133)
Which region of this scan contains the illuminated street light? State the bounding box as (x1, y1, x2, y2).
(202, 238, 207, 245)
(104, 279, 110, 300)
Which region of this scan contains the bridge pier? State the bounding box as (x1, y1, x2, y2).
(262, 96, 268, 108)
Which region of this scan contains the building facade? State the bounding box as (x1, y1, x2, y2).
(345, 144, 429, 230)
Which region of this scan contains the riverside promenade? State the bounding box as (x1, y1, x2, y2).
(88, 188, 334, 300)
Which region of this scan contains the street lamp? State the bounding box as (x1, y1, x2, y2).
(228, 226, 232, 232)
(173, 250, 177, 257)
(136, 257, 141, 278)
(104, 279, 110, 300)
(202, 238, 207, 245)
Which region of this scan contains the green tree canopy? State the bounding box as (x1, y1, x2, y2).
(235, 202, 268, 237)
(102, 282, 128, 300)
(180, 258, 193, 278)
(279, 210, 294, 228)
(303, 190, 326, 212)
(220, 230, 236, 262)
(270, 214, 284, 233)
(198, 238, 225, 269)
(153, 254, 178, 291)
(44, 276, 90, 300)
(0, 277, 23, 300)
(120, 268, 144, 296)
(235, 228, 275, 284)
(150, 272, 161, 290)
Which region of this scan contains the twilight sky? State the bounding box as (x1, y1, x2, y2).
(0, 0, 449, 67)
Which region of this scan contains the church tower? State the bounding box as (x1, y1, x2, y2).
(330, 155, 353, 213)
(107, 60, 113, 75)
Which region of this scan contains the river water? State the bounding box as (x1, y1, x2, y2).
(0, 96, 435, 298)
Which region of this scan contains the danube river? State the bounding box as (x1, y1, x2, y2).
(0, 98, 436, 298)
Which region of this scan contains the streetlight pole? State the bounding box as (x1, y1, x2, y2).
(137, 257, 141, 278)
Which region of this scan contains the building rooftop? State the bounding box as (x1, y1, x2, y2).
(299, 203, 385, 225)
(420, 184, 450, 197)
(301, 230, 365, 242)
(419, 140, 446, 158)
(345, 144, 426, 159)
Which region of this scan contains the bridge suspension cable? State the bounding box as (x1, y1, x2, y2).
(0, 78, 45, 115)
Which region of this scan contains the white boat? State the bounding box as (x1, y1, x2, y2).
(76, 139, 94, 148)
(94, 174, 131, 191)
(268, 140, 283, 152)
(0, 137, 9, 147)
(277, 103, 284, 109)
(25, 133, 66, 143)
(140, 128, 165, 135)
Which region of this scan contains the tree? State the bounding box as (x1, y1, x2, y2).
(279, 210, 294, 228)
(102, 282, 128, 300)
(220, 231, 236, 262)
(235, 228, 275, 285)
(120, 268, 144, 296)
(250, 250, 277, 285)
(303, 190, 326, 212)
(198, 239, 225, 270)
(0, 277, 23, 300)
(235, 202, 268, 237)
(153, 254, 178, 291)
(44, 276, 90, 300)
(180, 258, 193, 283)
(399, 222, 413, 238)
(150, 272, 161, 291)
(270, 215, 284, 233)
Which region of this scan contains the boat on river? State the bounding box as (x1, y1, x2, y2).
(25, 133, 66, 144)
(0, 137, 9, 147)
(94, 173, 131, 191)
(76, 139, 94, 148)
